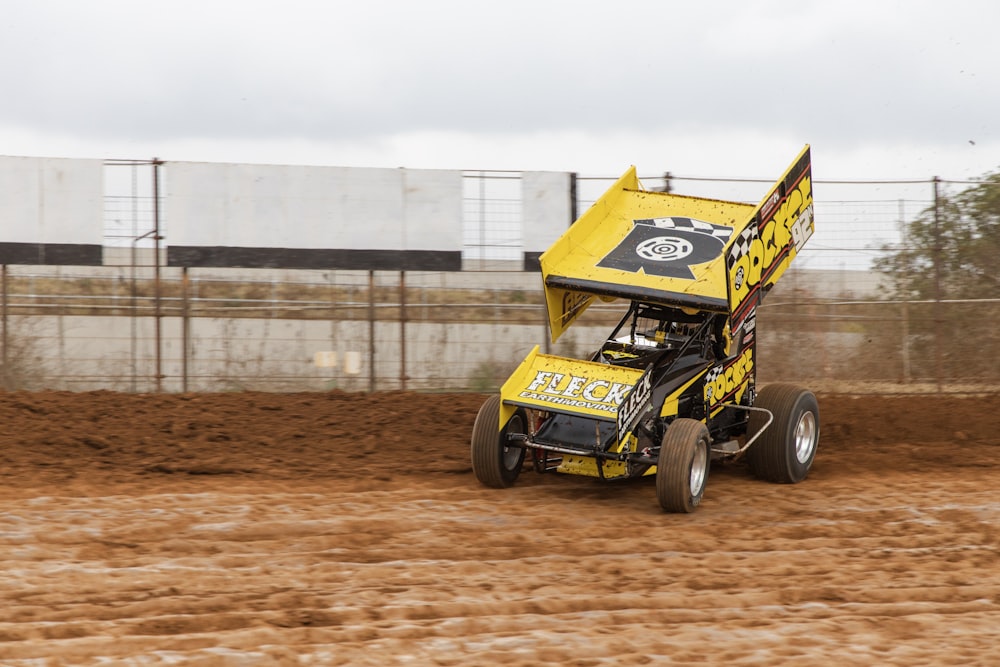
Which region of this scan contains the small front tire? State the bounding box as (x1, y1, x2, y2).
(471, 395, 526, 488)
(656, 418, 711, 513)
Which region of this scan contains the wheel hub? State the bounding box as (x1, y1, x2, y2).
(794, 411, 817, 464)
(690, 441, 708, 495)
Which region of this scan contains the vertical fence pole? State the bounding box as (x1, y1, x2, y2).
(479, 172, 486, 271)
(557, 172, 576, 359)
(1, 265, 7, 386)
(932, 176, 942, 391)
(152, 158, 163, 392)
(542, 302, 551, 355)
(368, 270, 376, 392)
(182, 267, 189, 392)
(399, 270, 407, 391)
(569, 172, 578, 224)
(898, 199, 911, 384)
(130, 237, 138, 392)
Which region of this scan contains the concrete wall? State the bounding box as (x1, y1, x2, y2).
(12, 312, 608, 393)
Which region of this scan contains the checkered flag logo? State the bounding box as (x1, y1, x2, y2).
(703, 365, 723, 400)
(726, 225, 758, 271)
(641, 217, 734, 243)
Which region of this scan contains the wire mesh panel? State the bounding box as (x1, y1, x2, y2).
(2, 160, 999, 394)
(462, 171, 523, 267)
(2, 264, 999, 393)
(103, 160, 162, 250)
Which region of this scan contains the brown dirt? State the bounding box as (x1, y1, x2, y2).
(0, 390, 998, 665)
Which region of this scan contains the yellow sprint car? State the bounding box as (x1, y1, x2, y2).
(471, 146, 819, 513)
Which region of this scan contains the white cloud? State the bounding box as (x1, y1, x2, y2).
(0, 0, 997, 181)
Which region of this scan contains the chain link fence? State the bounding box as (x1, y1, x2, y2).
(1, 164, 997, 393)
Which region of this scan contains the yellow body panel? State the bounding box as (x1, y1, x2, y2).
(540, 168, 755, 342)
(500, 346, 644, 422)
(539, 147, 813, 343)
(557, 456, 629, 478)
(726, 146, 814, 328)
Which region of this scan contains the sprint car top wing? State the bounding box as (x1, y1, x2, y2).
(540, 145, 813, 342)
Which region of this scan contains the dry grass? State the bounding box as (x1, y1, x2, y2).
(0, 275, 574, 324)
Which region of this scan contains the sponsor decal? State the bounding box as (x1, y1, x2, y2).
(703, 347, 754, 405)
(518, 370, 634, 415)
(791, 203, 814, 250)
(635, 235, 693, 262)
(599, 217, 733, 279)
(616, 366, 654, 437)
(759, 189, 782, 221)
(727, 164, 814, 326)
(559, 290, 592, 325)
(739, 309, 757, 345)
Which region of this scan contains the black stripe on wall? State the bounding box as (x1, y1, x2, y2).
(523, 252, 543, 272)
(0, 243, 103, 266)
(168, 246, 463, 271)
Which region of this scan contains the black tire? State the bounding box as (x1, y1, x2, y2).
(746, 383, 820, 484)
(470, 395, 526, 488)
(656, 418, 711, 513)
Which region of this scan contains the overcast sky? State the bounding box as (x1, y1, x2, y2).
(1, 0, 997, 184)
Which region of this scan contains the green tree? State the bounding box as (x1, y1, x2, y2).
(873, 169, 1000, 382)
(876, 171, 1000, 300)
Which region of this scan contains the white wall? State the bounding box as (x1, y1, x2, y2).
(0, 156, 103, 245)
(522, 171, 572, 255)
(165, 162, 464, 252)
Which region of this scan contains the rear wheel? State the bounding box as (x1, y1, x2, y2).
(471, 395, 526, 488)
(747, 383, 820, 483)
(656, 418, 711, 513)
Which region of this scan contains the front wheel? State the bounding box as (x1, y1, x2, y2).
(471, 395, 526, 488)
(746, 383, 820, 483)
(656, 418, 711, 513)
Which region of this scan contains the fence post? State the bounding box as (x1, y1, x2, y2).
(368, 270, 376, 392)
(932, 176, 942, 391)
(1, 265, 7, 385)
(569, 172, 578, 224)
(152, 158, 164, 392)
(898, 199, 911, 384)
(399, 270, 407, 391)
(182, 267, 190, 392)
(542, 300, 551, 355)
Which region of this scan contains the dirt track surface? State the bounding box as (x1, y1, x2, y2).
(0, 390, 998, 666)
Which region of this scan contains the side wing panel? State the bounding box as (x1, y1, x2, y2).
(541, 168, 638, 341)
(726, 145, 814, 330)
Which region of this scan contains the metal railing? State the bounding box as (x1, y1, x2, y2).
(0, 161, 995, 393)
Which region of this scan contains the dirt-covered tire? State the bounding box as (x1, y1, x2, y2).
(656, 418, 711, 513)
(470, 395, 526, 488)
(746, 383, 820, 484)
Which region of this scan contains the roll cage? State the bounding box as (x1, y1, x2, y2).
(594, 302, 729, 370)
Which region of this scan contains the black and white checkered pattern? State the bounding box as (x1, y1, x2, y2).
(726, 226, 758, 271)
(703, 365, 723, 400)
(638, 217, 734, 242)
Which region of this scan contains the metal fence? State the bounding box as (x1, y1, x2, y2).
(1, 163, 997, 393)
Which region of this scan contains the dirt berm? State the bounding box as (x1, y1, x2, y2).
(0, 390, 996, 665)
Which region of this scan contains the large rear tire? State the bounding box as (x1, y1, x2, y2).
(746, 383, 820, 483)
(471, 395, 526, 488)
(656, 418, 711, 513)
